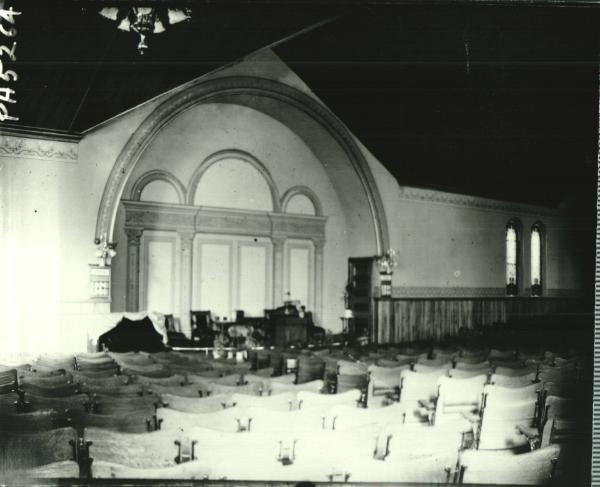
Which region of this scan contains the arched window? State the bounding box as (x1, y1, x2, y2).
(506, 220, 520, 296)
(531, 223, 544, 296)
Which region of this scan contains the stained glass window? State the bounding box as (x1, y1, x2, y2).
(506, 221, 519, 295)
(531, 223, 543, 296)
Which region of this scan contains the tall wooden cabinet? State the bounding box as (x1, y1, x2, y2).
(346, 257, 377, 340)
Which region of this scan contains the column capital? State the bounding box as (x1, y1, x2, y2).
(271, 235, 287, 248)
(125, 228, 143, 246)
(178, 231, 195, 251)
(312, 238, 326, 252)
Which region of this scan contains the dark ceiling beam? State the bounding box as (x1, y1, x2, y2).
(66, 0, 600, 5)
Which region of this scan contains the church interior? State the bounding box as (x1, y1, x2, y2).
(0, 0, 597, 484)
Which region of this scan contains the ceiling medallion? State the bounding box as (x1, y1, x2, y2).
(99, 7, 191, 55)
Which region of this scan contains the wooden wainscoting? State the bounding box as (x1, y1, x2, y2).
(373, 296, 583, 344)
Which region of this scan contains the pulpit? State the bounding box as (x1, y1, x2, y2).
(265, 305, 312, 347)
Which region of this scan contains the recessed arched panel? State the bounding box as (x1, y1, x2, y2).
(189, 152, 277, 212)
(286, 194, 316, 215)
(281, 186, 322, 216)
(130, 169, 186, 204)
(140, 180, 179, 204)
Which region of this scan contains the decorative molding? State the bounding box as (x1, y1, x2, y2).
(398, 186, 563, 218)
(0, 124, 82, 142)
(122, 200, 327, 242)
(379, 286, 584, 299)
(122, 200, 197, 233)
(0, 134, 78, 162)
(388, 286, 507, 299)
(95, 75, 389, 253)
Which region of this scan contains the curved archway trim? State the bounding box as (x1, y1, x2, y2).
(130, 169, 187, 204)
(186, 149, 281, 211)
(281, 185, 323, 216)
(95, 75, 389, 253)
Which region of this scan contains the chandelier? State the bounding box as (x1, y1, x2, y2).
(99, 7, 191, 55)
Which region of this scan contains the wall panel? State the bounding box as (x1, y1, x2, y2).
(374, 297, 582, 344)
(139, 232, 179, 314)
(238, 244, 269, 316)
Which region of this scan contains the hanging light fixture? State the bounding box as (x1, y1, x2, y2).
(99, 6, 191, 55)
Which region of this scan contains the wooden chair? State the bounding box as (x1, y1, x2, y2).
(454, 359, 491, 370)
(297, 389, 361, 410)
(84, 427, 189, 470)
(3, 460, 80, 480)
(18, 367, 67, 379)
(366, 364, 408, 407)
(108, 352, 156, 367)
(19, 381, 81, 398)
(448, 367, 490, 379)
(328, 402, 407, 431)
(399, 368, 449, 422)
(82, 382, 145, 397)
(133, 374, 187, 387)
(75, 360, 119, 373)
(70, 367, 120, 380)
(243, 406, 329, 434)
(267, 379, 324, 396)
(0, 409, 67, 433)
(487, 371, 537, 388)
(145, 383, 206, 398)
(121, 363, 172, 379)
(18, 372, 74, 388)
(35, 356, 75, 371)
(230, 391, 296, 412)
(90, 459, 212, 479)
(456, 444, 561, 484)
(76, 351, 109, 360)
(347, 422, 467, 483)
(456, 350, 488, 364)
(16, 392, 90, 414)
(67, 410, 157, 433)
(412, 361, 453, 373)
(537, 365, 580, 384)
(207, 382, 263, 397)
(431, 347, 459, 362)
(87, 394, 159, 415)
(424, 374, 488, 425)
(0, 427, 78, 471)
(488, 348, 518, 362)
(493, 364, 537, 377)
(156, 406, 241, 432)
(0, 368, 18, 394)
(482, 382, 543, 416)
(476, 398, 538, 450)
(160, 393, 231, 414)
(75, 356, 117, 368)
(517, 395, 587, 450)
(296, 353, 325, 384)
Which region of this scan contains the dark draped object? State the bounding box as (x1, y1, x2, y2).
(97, 316, 167, 353)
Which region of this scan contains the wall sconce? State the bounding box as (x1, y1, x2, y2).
(94, 237, 117, 267)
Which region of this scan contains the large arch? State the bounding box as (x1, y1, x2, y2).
(95, 75, 390, 253)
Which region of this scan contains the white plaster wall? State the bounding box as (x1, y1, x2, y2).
(114, 102, 350, 332)
(356, 137, 585, 294)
